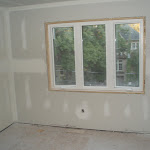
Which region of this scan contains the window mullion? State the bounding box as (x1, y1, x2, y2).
(49, 26, 55, 87)
(106, 22, 115, 89)
(74, 24, 84, 88)
(139, 21, 144, 91)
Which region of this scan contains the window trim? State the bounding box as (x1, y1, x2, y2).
(45, 17, 146, 94)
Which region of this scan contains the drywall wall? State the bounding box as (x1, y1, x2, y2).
(0, 9, 15, 131)
(9, 0, 150, 132)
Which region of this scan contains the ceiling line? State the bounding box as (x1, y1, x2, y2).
(7, 0, 129, 12)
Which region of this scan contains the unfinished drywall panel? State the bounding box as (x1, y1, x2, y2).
(0, 75, 12, 131)
(0, 9, 14, 131)
(10, 0, 150, 132)
(10, 12, 46, 59)
(0, 10, 6, 59)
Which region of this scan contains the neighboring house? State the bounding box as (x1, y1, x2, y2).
(116, 53, 127, 85)
(55, 65, 76, 85)
(55, 65, 65, 84)
(116, 25, 139, 86)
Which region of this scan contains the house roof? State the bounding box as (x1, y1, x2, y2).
(120, 25, 139, 41)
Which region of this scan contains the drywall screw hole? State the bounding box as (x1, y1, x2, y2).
(81, 109, 84, 113)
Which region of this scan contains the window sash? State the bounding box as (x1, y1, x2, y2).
(46, 18, 144, 93)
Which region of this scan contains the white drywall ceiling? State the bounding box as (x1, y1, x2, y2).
(0, 0, 129, 7)
(0, 0, 74, 7)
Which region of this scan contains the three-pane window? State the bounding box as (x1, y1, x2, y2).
(45, 18, 145, 93)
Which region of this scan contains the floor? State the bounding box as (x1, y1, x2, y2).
(0, 123, 150, 150)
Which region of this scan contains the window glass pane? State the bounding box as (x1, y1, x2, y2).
(82, 25, 106, 86)
(53, 27, 76, 85)
(115, 23, 140, 87)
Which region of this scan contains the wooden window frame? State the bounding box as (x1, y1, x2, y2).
(45, 17, 146, 94)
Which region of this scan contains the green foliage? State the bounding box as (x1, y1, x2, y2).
(53, 27, 75, 84)
(82, 25, 106, 84)
(54, 27, 75, 71)
(53, 24, 139, 86)
(115, 24, 130, 53)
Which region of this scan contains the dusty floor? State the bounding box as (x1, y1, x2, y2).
(0, 123, 150, 150)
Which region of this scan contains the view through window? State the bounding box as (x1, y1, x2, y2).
(82, 25, 106, 86)
(53, 27, 76, 85)
(115, 23, 140, 87)
(46, 18, 145, 93)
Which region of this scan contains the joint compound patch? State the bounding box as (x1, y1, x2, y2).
(75, 101, 91, 120)
(63, 101, 69, 113)
(43, 99, 51, 110)
(0, 18, 4, 50)
(143, 96, 149, 120)
(25, 77, 32, 109)
(104, 101, 110, 117)
(124, 104, 131, 117)
(21, 18, 27, 50)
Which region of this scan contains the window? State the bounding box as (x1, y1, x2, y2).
(45, 17, 145, 93)
(52, 27, 76, 85)
(82, 24, 106, 86)
(119, 64, 123, 70)
(115, 23, 141, 87)
(131, 42, 139, 50)
(116, 60, 123, 71)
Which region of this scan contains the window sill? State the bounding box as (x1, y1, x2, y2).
(48, 87, 144, 94)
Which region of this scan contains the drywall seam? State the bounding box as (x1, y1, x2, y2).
(3, 10, 18, 121)
(7, 0, 129, 12)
